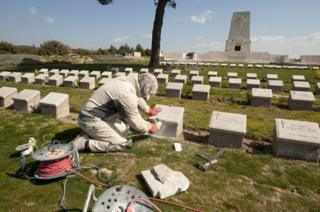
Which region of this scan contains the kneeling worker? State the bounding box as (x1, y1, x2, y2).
(72, 73, 161, 152)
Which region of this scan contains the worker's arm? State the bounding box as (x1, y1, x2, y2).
(137, 97, 150, 113)
(118, 94, 151, 133)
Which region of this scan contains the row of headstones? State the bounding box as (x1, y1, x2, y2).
(0, 86, 70, 119)
(160, 61, 319, 70)
(155, 104, 320, 162)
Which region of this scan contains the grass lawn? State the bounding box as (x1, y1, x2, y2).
(0, 63, 320, 211)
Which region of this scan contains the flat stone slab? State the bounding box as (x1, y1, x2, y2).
(209, 111, 247, 148)
(190, 70, 199, 77)
(154, 69, 163, 75)
(268, 80, 283, 92)
(165, 82, 183, 99)
(292, 75, 305, 81)
(21, 73, 35, 84)
(39, 68, 49, 76)
(124, 67, 133, 73)
(59, 69, 69, 77)
(191, 76, 204, 84)
(68, 70, 79, 76)
(246, 79, 260, 89)
(229, 78, 242, 89)
(48, 75, 63, 87)
(192, 84, 210, 100)
(49, 69, 59, 76)
(208, 71, 218, 77)
(140, 68, 149, 73)
(34, 74, 48, 85)
(247, 73, 257, 79)
(64, 76, 79, 87)
(267, 74, 278, 80)
(39, 92, 70, 119)
(316, 82, 320, 95)
(101, 71, 112, 78)
(209, 77, 222, 87)
(141, 164, 189, 199)
(157, 74, 169, 84)
(174, 75, 187, 84)
(292, 81, 310, 91)
(273, 118, 320, 161)
(149, 104, 184, 138)
(251, 88, 272, 107)
(227, 72, 238, 78)
(12, 89, 40, 112)
(0, 87, 18, 108)
(289, 91, 315, 111)
(79, 77, 96, 89)
(89, 71, 101, 79)
(171, 69, 181, 75)
(79, 70, 89, 78)
(115, 72, 126, 77)
(0, 71, 11, 81)
(8, 72, 22, 83)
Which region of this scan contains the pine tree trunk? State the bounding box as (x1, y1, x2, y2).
(149, 0, 169, 68)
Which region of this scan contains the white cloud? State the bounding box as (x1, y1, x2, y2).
(252, 32, 320, 57)
(195, 36, 203, 41)
(144, 33, 152, 39)
(191, 10, 214, 24)
(30, 6, 39, 16)
(113, 36, 131, 44)
(45, 16, 55, 24)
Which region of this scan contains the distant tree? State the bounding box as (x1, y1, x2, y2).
(108, 45, 118, 54)
(143, 48, 151, 56)
(73, 48, 91, 56)
(0, 41, 16, 54)
(15, 45, 39, 55)
(118, 44, 132, 55)
(97, 0, 176, 68)
(39, 40, 71, 56)
(135, 44, 144, 53)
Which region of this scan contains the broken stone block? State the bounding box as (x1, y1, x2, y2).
(98, 78, 110, 86)
(49, 69, 59, 76)
(174, 75, 187, 84)
(273, 118, 320, 162)
(0, 87, 18, 108)
(292, 81, 310, 91)
(154, 69, 163, 75)
(192, 84, 210, 100)
(12, 89, 40, 113)
(268, 80, 283, 93)
(140, 68, 149, 74)
(39, 92, 70, 119)
(157, 74, 169, 84)
(191, 76, 204, 84)
(227, 72, 238, 78)
(246, 73, 257, 79)
(209, 111, 247, 148)
(8, 72, 22, 83)
(34, 74, 48, 85)
(21, 73, 35, 84)
(190, 70, 199, 78)
(292, 75, 305, 82)
(101, 71, 112, 79)
(89, 71, 101, 79)
(251, 88, 272, 107)
(141, 164, 189, 199)
(171, 69, 181, 76)
(246, 79, 260, 90)
(149, 104, 184, 138)
(59, 69, 69, 77)
(78, 70, 89, 79)
(289, 91, 315, 111)
(0, 71, 11, 81)
(208, 71, 218, 78)
(79, 77, 96, 89)
(68, 70, 79, 76)
(267, 74, 278, 80)
(39, 68, 49, 76)
(209, 77, 222, 88)
(228, 78, 242, 89)
(48, 75, 63, 87)
(165, 82, 183, 99)
(64, 76, 78, 88)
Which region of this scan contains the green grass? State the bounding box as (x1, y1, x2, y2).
(0, 63, 320, 211)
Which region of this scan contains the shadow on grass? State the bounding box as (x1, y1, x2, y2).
(135, 174, 153, 197)
(183, 131, 208, 144)
(54, 127, 81, 143)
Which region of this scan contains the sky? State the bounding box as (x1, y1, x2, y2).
(0, 0, 319, 58)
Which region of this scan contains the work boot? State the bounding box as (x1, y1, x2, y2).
(71, 133, 89, 152)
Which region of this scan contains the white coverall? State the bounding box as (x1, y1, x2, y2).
(78, 74, 151, 152)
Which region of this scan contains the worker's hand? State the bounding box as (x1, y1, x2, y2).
(149, 123, 160, 134)
(148, 107, 161, 116)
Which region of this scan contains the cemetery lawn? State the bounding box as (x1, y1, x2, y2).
(0, 63, 319, 211)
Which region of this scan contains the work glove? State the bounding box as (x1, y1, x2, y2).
(149, 123, 160, 134)
(148, 107, 161, 116)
